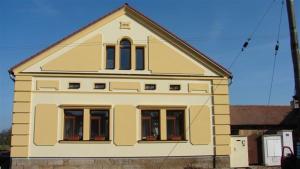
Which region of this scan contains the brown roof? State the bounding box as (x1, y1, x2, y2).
(230, 105, 296, 126)
(9, 3, 232, 77)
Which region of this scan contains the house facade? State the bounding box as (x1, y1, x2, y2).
(9, 4, 232, 169)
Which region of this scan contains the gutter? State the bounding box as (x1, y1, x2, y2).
(8, 70, 15, 82)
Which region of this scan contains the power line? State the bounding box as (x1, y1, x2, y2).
(248, 0, 278, 39)
(158, 43, 245, 169)
(158, 0, 280, 168)
(241, 0, 277, 52)
(267, 0, 284, 104)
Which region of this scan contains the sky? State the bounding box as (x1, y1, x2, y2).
(0, 0, 300, 130)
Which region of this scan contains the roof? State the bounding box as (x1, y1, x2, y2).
(230, 105, 297, 126)
(9, 3, 232, 77)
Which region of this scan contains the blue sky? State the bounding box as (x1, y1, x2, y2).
(0, 0, 300, 130)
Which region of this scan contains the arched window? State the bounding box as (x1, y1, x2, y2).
(120, 39, 131, 70)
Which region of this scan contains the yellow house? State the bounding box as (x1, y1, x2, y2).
(9, 4, 232, 169)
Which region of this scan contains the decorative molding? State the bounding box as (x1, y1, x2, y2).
(120, 21, 130, 29)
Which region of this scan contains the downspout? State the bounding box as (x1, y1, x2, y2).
(228, 75, 233, 86)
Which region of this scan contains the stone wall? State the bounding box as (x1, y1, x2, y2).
(11, 156, 230, 169)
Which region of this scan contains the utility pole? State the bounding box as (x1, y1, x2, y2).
(286, 0, 300, 166)
(286, 0, 300, 109)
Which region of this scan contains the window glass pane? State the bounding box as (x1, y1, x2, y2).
(170, 85, 181, 91)
(64, 109, 83, 141)
(141, 110, 160, 140)
(145, 84, 156, 90)
(136, 47, 144, 70)
(64, 118, 74, 139)
(120, 39, 131, 70)
(142, 119, 150, 138)
(94, 83, 106, 89)
(106, 46, 115, 69)
(69, 83, 80, 89)
(167, 110, 184, 140)
(120, 40, 131, 47)
(90, 110, 109, 141)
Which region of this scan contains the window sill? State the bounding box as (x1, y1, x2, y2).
(138, 140, 188, 143)
(59, 140, 112, 144)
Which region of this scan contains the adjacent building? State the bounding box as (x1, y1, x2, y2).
(231, 105, 298, 165)
(9, 4, 232, 168)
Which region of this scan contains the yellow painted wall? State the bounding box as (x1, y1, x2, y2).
(213, 85, 229, 95)
(214, 105, 230, 115)
(43, 35, 102, 71)
(160, 109, 167, 140)
(214, 115, 230, 125)
(27, 77, 219, 157)
(215, 135, 230, 145)
(10, 75, 231, 157)
(148, 36, 204, 75)
(110, 82, 140, 91)
(14, 92, 31, 102)
(15, 81, 32, 91)
(11, 135, 29, 146)
(213, 95, 230, 105)
(189, 106, 211, 145)
(212, 78, 231, 155)
(34, 104, 58, 145)
(36, 80, 59, 90)
(83, 109, 90, 140)
(15, 75, 32, 81)
(188, 83, 209, 93)
(13, 102, 31, 112)
(12, 113, 30, 123)
(11, 77, 32, 157)
(12, 124, 29, 135)
(10, 147, 28, 157)
(215, 125, 230, 135)
(114, 105, 136, 145)
(212, 79, 228, 85)
(216, 145, 230, 155)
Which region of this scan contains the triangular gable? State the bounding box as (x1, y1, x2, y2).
(9, 4, 231, 77)
(148, 36, 204, 74)
(42, 35, 102, 71)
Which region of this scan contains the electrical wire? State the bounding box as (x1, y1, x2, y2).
(267, 0, 284, 104)
(158, 0, 280, 168)
(241, 0, 277, 51)
(158, 46, 244, 169)
(268, 51, 278, 104)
